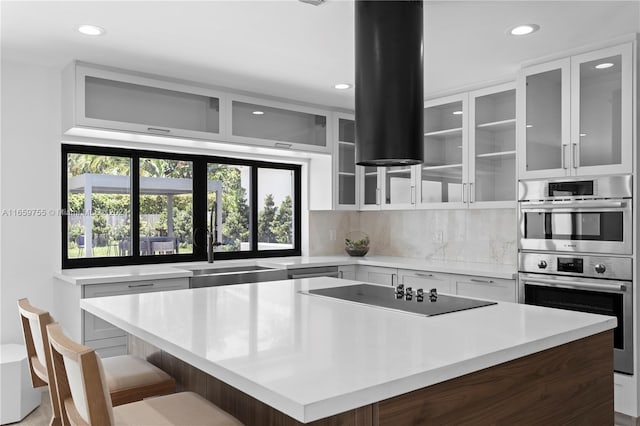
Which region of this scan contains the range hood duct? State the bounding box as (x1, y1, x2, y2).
(355, 0, 424, 166)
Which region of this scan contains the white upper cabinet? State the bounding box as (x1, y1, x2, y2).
(468, 83, 517, 207)
(63, 62, 333, 154)
(226, 94, 332, 153)
(63, 63, 225, 141)
(358, 165, 382, 210)
(518, 43, 632, 178)
(334, 113, 358, 210)
(418, 93, 469, 209)
(417, 85, 516, 209)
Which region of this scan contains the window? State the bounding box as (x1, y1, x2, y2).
(257, 168, 295, 251)
(139, 158, 194, 256)
(62, 145, 301, 268)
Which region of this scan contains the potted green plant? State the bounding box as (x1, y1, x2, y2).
(345, 231, 370, 257)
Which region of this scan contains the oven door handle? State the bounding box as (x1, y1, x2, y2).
(520, 201, 626, 209)
(523, 277, 627, 292)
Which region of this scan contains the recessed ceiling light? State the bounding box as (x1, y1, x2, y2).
(334, 83, 352, 90)
(252, 111, 265, 115)
(452, 110, 463, 115)
(78, 25, 105, 36)
(508, 24, 540, 36)
(595, 62, 614, 69)
(580, 133, 587, 137)
(526, 124, 533, 128)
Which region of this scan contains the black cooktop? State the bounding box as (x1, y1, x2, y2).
(308, 284, 496, 317)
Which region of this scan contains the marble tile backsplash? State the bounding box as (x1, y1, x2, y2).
(308, 209, 517, 265)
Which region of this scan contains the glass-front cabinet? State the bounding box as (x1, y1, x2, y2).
(418, 86, 516, 209)
(67, 63, 225, 141)
(469, 83, 516, 206)
(334, 114, 357, 209)
(359, 165, 381, 210)
(382, 166, 416, 209)
(418, 94, 468, 208)
(228, 95, 331, 153)
(518, 42, 632, 178)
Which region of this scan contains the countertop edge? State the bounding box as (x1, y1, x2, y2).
(56, 256, 517, 285)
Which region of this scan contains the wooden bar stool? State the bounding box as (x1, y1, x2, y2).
(17, 299, 176, 425)
(47, 322, 243, 426)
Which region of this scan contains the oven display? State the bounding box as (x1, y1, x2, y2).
(548, 180, 594, 196)
(557, 257, 583, 273)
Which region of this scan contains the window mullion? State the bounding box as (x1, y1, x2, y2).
(131, 155, 140, 259)
(250, 166, 258, 253)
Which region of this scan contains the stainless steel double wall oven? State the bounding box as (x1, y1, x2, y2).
(518, 175, 633, 374)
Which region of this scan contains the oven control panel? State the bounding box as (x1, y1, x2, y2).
(519, 252, 632, 281)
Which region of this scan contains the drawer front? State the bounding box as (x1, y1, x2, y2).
(355, 266, 397, 286)
(338, 266, 356, 280)
(399, 270, 452, 294)
(83, 278, 188, 298)
(453, 276, 516, 303)
(83, 278, 188, 342)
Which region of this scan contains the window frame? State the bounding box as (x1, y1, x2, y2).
(61, 144, 302, 268)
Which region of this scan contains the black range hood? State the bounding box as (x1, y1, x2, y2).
(355, 0, 424, 167)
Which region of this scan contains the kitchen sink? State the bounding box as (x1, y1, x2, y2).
(189, 265, 287, 288)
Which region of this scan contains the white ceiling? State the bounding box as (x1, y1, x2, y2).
(2, 1, 639, 110)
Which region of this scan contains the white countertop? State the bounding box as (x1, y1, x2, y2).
(56, 255, 516, 285)
(80, 277, 615, 423)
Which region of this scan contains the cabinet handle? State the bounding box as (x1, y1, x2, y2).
(572, 143, 579, 168)
(415, 272, 434, 278)
(147, 127, 171, 134)
(561, 144, 568, 169)
(470, 278, 494, 284)
(391, 273, 397, 286)
(376, 188, 381, 205)
(128, 283, 154, 288)
(462, 183, 467, 203)
(410, 185, 416, 204)
(339, 270, 343, 279)
(470, 182, 475, 203)
(275, 142, 293, 149)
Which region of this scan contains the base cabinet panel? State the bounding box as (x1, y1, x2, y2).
(453, 276, 516, 303)
(355, 266, 398, 286)
(80, 278, 189, 356)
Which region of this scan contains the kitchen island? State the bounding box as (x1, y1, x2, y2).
(80, 277, 616, 425)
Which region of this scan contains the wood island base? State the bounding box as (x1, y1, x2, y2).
(129, 330, 613, 425)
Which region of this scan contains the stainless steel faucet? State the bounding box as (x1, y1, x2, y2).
(207, 201, 222, 263)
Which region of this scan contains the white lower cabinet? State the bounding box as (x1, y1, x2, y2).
(338, 265, 356, 280)
(452, 275, 517, 303)
(54, 277, 189, 358)
(355, 265, 398, 286)
(398, 269, 452, 294)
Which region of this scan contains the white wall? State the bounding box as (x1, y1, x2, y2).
(1, 61, 61, 345)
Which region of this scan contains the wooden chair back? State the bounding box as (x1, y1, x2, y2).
(17, 298, 51, 387)
(18, 298, 65, 425)
(47, 322, 115, 426)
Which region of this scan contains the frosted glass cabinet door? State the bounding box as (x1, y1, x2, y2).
(519, 58, 571, 179)
(74, 64, 224, 140)
(419, 95, 468, 207)
(382, 166, 414, 209)
(469, 84, 516, 205)
(571, 43, 632, 175)
(359, 166, 380, 210)
(230, 98, 329, 152)
(336, 117, 357, 208)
